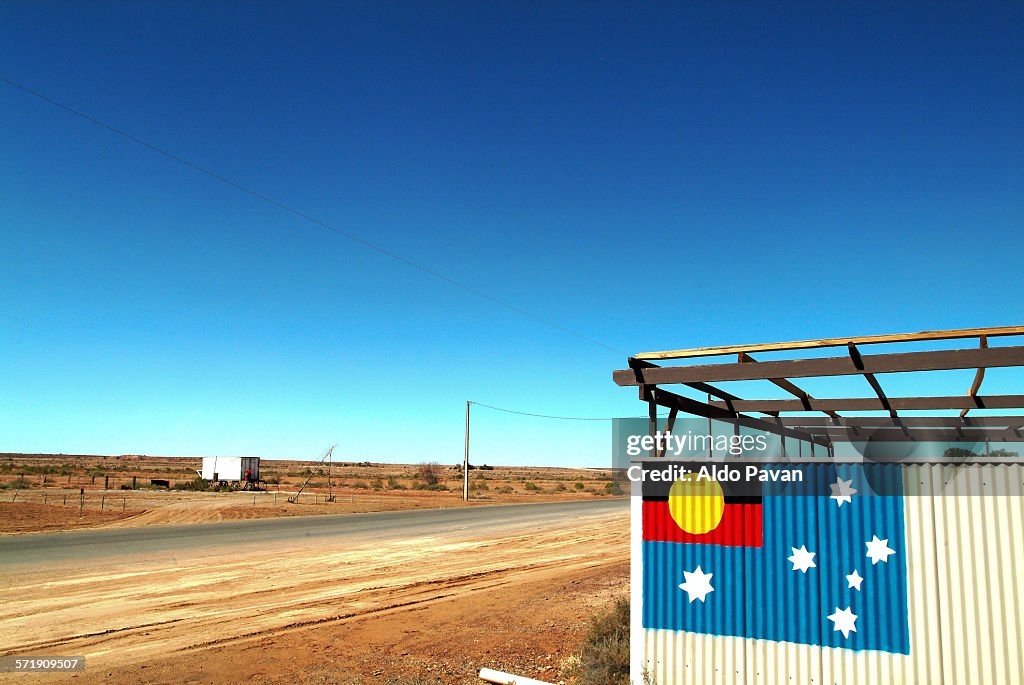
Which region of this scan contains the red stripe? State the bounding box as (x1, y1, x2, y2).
(642, 500, 762, 548)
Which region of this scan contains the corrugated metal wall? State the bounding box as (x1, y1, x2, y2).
(635, 464, 1024, 685)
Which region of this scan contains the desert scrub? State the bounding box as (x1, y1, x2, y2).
(412, 482, 447, 491)
(172, 477, 211, 491)
(566, 596, 629, 685)
(417, 461, 441, 485)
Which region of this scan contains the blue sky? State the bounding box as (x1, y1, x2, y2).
(1, 2, 1021, 466)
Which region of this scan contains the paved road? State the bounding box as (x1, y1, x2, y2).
(0, 499, 628, 567)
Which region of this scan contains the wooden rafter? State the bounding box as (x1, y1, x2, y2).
(706, 395, 1024, 413)
(634, 325, 1024, 360)
(614, 345, 1024, 386)
(961, 335, 989, 418)
(738, 351, 842, 422)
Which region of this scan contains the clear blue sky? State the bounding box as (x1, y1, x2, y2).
(1, 2, 1021, 466)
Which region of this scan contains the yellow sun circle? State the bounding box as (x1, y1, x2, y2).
(668, 474, 725, 534)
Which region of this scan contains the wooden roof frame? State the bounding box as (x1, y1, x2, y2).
(615, 325, 1024, 448)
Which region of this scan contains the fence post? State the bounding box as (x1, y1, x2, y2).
(79, 488, 84, 517)
(64, 494, 68, 505)
(101, 495, 105, 510)
(122, 498, 126, 512)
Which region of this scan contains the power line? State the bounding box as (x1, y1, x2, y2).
(470, 400, 668, 421)
(0, 75, 627, 357)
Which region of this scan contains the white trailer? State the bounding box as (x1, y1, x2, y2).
(201, 456, 260, 483)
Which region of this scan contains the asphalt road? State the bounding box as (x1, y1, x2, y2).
(0, 498, 628, 567)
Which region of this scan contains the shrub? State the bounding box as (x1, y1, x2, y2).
(469, 479, 489, 492)
(173, 477, 211, 491)
(604, 481, 623, 495)
(567, 597, 629, 685)
(412, 482, 447, 491)
(417, 461, 441, 486)
(0, 477, 31, 490)
(574, 482, 586, 491)
(370, 478, 384, 489)
(523, 482, 541, 491)
(387, 477, 405, 490)
(351, 481, 369, 489)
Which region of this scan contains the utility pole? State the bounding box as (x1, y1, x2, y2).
(463, 401, 470, 501)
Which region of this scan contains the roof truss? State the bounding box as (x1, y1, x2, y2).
(616, 326, 1024, 446)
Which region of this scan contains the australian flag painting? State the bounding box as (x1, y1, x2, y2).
(642, 463, 910, 654)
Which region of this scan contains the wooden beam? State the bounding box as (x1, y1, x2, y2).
(961, 335, 989, 418)
(628, 358, 742, 404)
(613, 345, 1024, 386)
(706, 394, 1024, 413)
(633, 325, 1024, 361)
(810, 428, 1024, 443)
(739, 351, 842, 421)
(847, 342, 909, 439)
(648, 387, 831, 448)
(775, 416, 1024, 428)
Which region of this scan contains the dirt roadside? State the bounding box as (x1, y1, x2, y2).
(0, 509, 629, 684)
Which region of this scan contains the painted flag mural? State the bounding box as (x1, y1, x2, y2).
(641, 464, 910, 654)
(642, 469, 763, 548)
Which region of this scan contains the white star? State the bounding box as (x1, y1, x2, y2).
(865, 535, 895, 565)
(787, 545, 817, 573)
(679, 565, 714, 603)
(846, 569, 863, 591)
(827, 606, 858, 638)
(830, 477, 857, 507)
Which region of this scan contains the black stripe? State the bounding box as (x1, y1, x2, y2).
(643, 495, 762, 504)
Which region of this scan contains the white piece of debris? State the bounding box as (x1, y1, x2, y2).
(478, 667, 556, 685)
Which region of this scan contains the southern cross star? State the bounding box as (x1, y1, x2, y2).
(830, 477, 857, 507)
(679, 565, 715, 603)
(865, 535, 895, 565)
(827, 606, 858, 638)
(787, 545, 817, 573)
